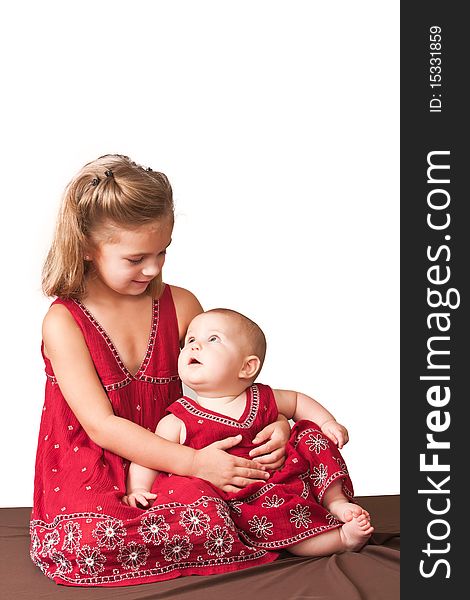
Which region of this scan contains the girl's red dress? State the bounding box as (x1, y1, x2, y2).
(30, 286, 276, 587)
(164, 384, 354, 549)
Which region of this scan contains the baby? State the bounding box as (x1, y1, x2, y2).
(123, 309, 374, 556)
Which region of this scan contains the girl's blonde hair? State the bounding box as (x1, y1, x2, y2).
(42, 154, 174, 300)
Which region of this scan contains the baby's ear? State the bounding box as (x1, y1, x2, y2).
(239, 355, 261, 380)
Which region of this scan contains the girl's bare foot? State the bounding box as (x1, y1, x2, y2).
(339, 514, 374, 551)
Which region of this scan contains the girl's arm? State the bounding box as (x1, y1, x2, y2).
(43, 305, 270, 491)
(123, 414, 183, 508)
(273, 389, 349, 449)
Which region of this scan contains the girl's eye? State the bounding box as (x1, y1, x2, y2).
(208, 335, 219, 342)
(127, 257, 144, 264)
(186, 337, 195, 344)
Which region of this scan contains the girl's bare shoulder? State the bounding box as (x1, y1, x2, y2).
(43, 302, 79, 334)
(168, 284, 201, 308)
(42, 303, 85, 357)
(167, 285, 203, 340)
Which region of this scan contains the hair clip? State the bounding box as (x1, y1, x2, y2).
(105, 169, 113, 178)
(91, 178, 100, 187)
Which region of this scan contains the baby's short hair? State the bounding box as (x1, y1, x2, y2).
(205, 308, 267, 375)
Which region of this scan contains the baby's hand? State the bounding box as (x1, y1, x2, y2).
(321, 419, 349, 449)
(122, 489, 157, 508)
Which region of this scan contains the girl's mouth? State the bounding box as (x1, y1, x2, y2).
(189, 358, 201, 365)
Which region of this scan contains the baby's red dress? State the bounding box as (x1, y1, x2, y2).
(30, 286, 276, 587)
(164, 383, 354, 549)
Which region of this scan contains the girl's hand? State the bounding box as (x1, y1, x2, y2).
(321, 419, 349, 449)
(249, 415, 291, 470)
(194, 435, 270, 493)
(122, 489, 157, 508)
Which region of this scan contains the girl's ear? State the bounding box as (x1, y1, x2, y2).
(83, 241, 95, 261)
(239, 355, 261, 380)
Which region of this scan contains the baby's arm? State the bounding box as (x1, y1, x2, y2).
(123, 414, 184, 508)
(273, 389, 349, 448)
(123, 463, 158, 508)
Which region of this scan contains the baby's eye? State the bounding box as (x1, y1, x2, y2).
(126, 257, 144, 264)
(208, 335, 220, 342)
(186, 336, 195, 344)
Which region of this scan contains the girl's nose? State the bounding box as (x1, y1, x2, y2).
(191, 340, 201, 350)
(141, 260, 160, 277)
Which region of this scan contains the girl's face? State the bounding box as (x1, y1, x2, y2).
(87, 218, 173, 296)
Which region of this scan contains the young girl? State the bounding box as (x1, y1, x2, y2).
(30, 155, 290, 586)
(124, 309, 374, 556)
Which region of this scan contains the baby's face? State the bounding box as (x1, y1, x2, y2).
(178, 312, 249, 396)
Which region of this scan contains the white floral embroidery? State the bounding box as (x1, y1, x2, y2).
(335, 456, 349, 473)
(311, 463, 328, 487)
(179, 508, 210, 535)
(92, 518, 126, 549)
(117, 541, 150, 570)
(217, 503, 236, 529)
(51, 551, 73, 574)
(227, 499, 243, 515)
(262, 494, 285, 508)
(305, 433, 329, 454)
(289, 504, 312, 529)
(204, 525, 234, 557)
(299, 471, 311, 499)
(30, 530, 41, 557)
(76, 545, 106, 575)
(248, 515, 274, 539)
(162, 534, 193, 562)
(138, 514, 170, 545)
(32, 556, 49, 575)
(326, 512, 341, 526)
(62, 521, 82, 553)
(40, 530, 60, 557)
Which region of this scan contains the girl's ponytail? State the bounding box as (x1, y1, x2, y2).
(42, 177, 89, 299)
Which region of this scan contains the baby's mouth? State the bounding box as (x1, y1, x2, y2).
(189, 358, 202, 365)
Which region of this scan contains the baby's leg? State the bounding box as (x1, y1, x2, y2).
(288, 514, 374, 557)
(322, 481, 370, 523)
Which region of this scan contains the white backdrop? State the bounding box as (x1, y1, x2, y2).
(0, 1, 399, 506)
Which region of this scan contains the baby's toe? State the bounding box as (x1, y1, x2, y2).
(343, 509, 354, 522)
(351, 505, 363, 518)
(356, 514, 368, 527)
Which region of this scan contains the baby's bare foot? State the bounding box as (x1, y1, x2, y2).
(327, 499, 370, 523)
(339, 514, 374, 551)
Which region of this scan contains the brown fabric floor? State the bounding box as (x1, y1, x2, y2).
(0, 495, 399, 600)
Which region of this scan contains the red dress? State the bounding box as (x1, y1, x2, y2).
(164, 383, 354, 549)
(30, 286, 276, 587)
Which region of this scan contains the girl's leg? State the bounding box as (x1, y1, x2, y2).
(288, 514, 374, 557)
